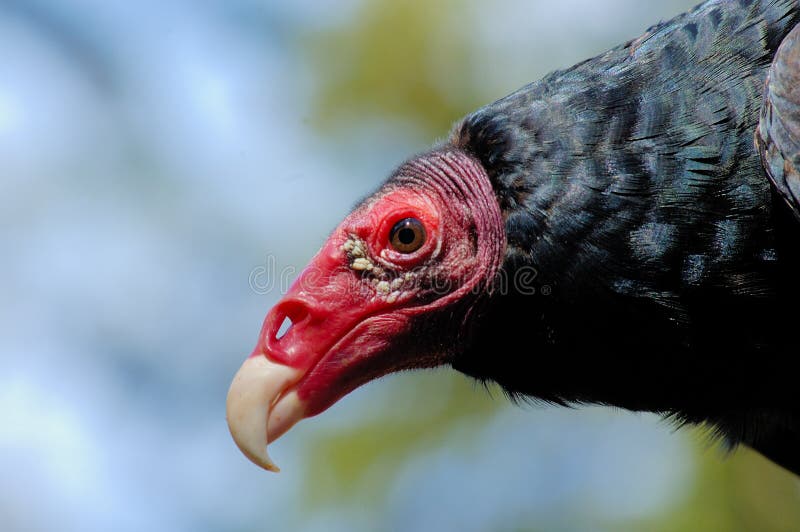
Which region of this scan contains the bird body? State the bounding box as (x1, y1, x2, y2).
(452, 0, 800, 473)
(227, 0, 800, 476)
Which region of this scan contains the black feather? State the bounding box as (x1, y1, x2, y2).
(448, 0, 800, 474)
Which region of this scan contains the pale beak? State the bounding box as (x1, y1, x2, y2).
(225, 355, 305, 472)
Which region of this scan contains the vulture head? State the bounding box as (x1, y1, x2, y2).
(227, 150, 505, 471)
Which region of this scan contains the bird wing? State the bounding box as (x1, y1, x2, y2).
(757, 23, 800, 220)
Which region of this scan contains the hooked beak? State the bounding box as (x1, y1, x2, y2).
(225, 354, 305, 472)
(224, 231, 384, 473)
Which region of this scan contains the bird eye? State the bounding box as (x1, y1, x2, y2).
(389, 218, 426, 253)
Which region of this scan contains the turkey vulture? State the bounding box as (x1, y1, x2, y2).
(227, 0, 800, 476)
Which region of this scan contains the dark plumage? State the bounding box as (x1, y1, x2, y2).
(228, 0, 800, 477)
(451, 0, 800, 474)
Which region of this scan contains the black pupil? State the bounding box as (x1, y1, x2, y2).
(398, 227, 416, 245)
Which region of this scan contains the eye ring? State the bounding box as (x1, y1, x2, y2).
(389, 218, 426, 253)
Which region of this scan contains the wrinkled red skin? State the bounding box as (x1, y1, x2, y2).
(253, 149, 505, 418)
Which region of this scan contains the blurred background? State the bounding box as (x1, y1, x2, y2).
(2, 0, 799, 530)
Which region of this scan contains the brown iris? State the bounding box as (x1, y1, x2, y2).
(389, 218, 426, 253)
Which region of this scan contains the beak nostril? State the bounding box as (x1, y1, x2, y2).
(276, 316, 293, 340)
(270, 300, 310, 344)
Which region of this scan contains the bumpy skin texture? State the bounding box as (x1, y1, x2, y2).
(448, 0, 800, 474)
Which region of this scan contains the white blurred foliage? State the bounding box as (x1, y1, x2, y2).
(467, 0, 698, 97)
(387, 408, 693, 531)
(0, 16, 112, 183)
